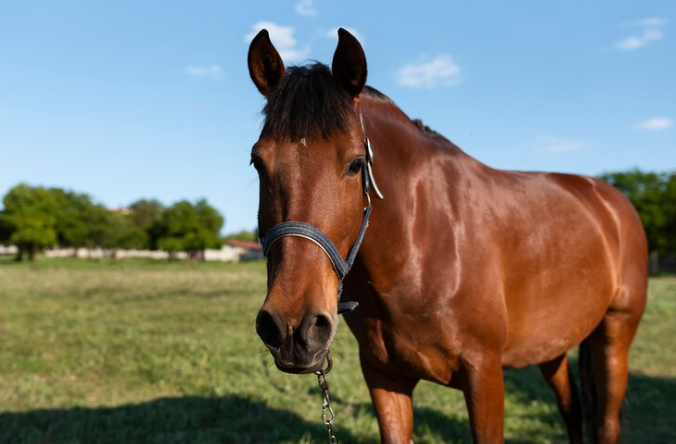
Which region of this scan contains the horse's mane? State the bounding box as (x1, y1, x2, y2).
(262, 62, 443, 141)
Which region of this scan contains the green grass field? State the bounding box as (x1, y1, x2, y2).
(0, 258, 674, 443)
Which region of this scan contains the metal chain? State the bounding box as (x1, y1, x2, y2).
(315, 351, 337, 444)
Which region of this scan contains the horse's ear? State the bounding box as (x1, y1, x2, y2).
(332, 28, 367, 97)
(248, 29, 285, 96)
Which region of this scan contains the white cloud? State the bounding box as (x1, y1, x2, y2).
(621, 17, 669, 28)
(325, 27, 364, 42)
(245, 21, 309, 62)
(615, 28, 663, 50)
(633, 117, 673, 131)
(396, 55, 461, 89)
(184, 65, 221, 80)
(614, 17, 667, 51)
(538, 136, 585, 153)
(295, 0, 317, 17)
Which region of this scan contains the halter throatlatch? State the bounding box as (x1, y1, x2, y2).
(260, 111, 383, 314)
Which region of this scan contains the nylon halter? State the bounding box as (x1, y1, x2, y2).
(259, 111, 384, 314)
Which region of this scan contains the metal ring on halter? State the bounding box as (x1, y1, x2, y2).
(315, 350, 333, 376)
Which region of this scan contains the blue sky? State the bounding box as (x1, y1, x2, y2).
(1, 1, 674, 233)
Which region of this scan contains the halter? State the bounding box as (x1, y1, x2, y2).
(259, 111, 384, 314)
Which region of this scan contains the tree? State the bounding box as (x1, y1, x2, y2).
(157, 199, 224, 260)
(600, 169, 676, 271)
(662, 173, 676, 255)
(50, 188, 95, 254)
(100, 212, 147, 259)
(0, 184, 60, 261)
(80, 202, 113, 252)
(0, 215, 12, 245)
(223, 229, 258, 244)
(600, 170, 666, 252)
(129, 199, 164, 249)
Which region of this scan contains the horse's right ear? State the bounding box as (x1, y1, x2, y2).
(332, 28, 367, 98)
(248, 29, 285, 96)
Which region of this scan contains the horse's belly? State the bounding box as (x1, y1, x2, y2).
(497, 186, 621, 367)
(501, 273, 616, 368)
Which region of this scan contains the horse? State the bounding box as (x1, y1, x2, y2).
(247, 28, 647, 444)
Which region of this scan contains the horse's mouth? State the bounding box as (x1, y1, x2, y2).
(272, 350, 328, 374)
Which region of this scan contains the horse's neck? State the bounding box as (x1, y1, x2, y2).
(357, 98, 491, 287)
(362, 97, 481, 204)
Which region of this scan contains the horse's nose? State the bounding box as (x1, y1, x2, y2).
(256, 309, 285, 348)
(295, 312, 333, 351)
(256, 307, 334, 372)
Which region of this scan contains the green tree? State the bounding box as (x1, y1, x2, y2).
(129, 199, 164, 249)
(50, 189, 95, 253)
(0, 184, 60, 261)
(157, 199, 224, 260)
(100, 212, 147, 259)
(601, 170, 667, 252)
(223, 229, 258, 243)
(0, 215, 12, 245)
(662, 173, 676, 255)
(81, 203, 114, 252)
(600, 169, 676, 271)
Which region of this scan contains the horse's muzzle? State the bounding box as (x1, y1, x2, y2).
(256, 308, 334, 374)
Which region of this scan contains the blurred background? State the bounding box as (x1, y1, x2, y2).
(0, 1, 675, 443)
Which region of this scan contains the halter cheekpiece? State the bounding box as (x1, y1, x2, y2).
(259, 111, 384, 314)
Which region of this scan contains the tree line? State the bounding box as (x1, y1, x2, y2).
(0, 184, 227, 261)
(600, 170, 676, 270)
(1, 170, 674, 264)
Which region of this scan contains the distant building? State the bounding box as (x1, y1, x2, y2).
(227, 239, 264, 260)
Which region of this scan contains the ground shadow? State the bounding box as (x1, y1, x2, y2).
(0, 394, 375, 444)
(1, 370, 673, 443)
(502, 364, 676, 444)
(408, 364, 676, 444)
(621, 372, 676, 444)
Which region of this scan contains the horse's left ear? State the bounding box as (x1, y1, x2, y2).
(332, 28, 367, 98)
(248, 29, 286, 96)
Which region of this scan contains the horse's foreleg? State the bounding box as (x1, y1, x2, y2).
(459, 353, 505, 444)
(539, 353, 583, 444)
(361, 357, 418, 444)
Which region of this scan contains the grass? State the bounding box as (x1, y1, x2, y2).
(0, 257, 674, 443)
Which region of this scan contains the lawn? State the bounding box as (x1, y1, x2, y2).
(0, 258, 674, 443)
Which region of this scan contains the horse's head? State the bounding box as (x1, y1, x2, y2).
(248, 28, 370, 373)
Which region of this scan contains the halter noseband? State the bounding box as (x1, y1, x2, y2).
(259, 112, 384, 314)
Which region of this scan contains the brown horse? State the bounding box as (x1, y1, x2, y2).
(248, 28, 647, 444)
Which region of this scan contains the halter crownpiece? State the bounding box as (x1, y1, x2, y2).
(260, 111, 383, 314)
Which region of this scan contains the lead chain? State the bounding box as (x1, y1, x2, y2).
(315, 353, 337, 443)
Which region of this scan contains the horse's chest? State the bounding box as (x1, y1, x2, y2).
(349, 314, 460, 385)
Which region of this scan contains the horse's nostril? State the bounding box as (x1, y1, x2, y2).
(256, 310, 284, 348)
(297, 313, 333, 350)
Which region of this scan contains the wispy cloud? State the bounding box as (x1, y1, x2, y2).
(184, 65, 221, 80)
(325, 27, 364, 42)
(614, 17, 667, 51)
(633, 117, 673, 131)
(621, 17, 669, 28)
(295, 0, 317, 17)
(537, 136, 585, 153)
(245, 21, 309, 62)
(396, 55, 461, 89)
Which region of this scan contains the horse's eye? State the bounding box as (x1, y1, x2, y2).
(346, 158, 364, 176)
(251, 157, 265, 175)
